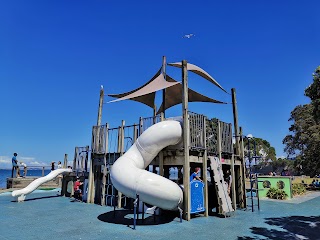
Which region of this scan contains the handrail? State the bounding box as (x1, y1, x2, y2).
(17, 165, 52, 177)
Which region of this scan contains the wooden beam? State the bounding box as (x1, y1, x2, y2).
(203, 116, 208, 217)
(162, 56, 166, 118)
(101, 123, 109, 206)
(217, 120, 223, 214)
(73, 147, 78, 172)
(182, 60, 190, 221)
(239, 127, 247, 208)
(87, 87, 104, 204)
(231, 88, 240, 156)
(159, 112, 164, 176)
(117, 120, 125, 208)
(97, 86, 104, 126)
(231, 154, 236, 210)
(63, 154, 68, 168)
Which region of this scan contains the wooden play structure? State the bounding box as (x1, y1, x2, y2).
(82, 57, 248, 220)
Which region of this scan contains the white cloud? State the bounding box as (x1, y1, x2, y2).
(0, 155, 46, 169)
(0, 156, 12, 169)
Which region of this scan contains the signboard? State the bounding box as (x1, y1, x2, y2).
(190, 180, 205, 214)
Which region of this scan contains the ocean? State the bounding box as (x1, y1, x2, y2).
(0, 169, 51, 189)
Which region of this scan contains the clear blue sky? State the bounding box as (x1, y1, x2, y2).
(1, 1, 319, 168)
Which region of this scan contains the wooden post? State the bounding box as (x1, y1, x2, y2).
(239, 127, 247, 208)
(159, 112, 164, 176)
(203, 115, 208, 217)
(63, 154, 68, 168)
(133, 124, 138, 141)
(73, 147, 78, 173)
(231, 88, 240, 156)
(153, 104, 157, 120)
(217, 121, 222, 161)
(117, 120, 125, 208)
(139, 117, 143, 135)
(101, 123, 109, 206)
(182, 60, 191, 221)
(85, 146, 89, 172)
(97, 86, 104, 126)
(217, 120, 222, 214)
(231, 154, 236, 210)
(87, 86, 104, 204)
(162, 56, 166, 118)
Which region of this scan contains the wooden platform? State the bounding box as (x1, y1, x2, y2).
(6, 177, 61, 189)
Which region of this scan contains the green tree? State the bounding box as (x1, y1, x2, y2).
(271, 157, 294, 173)
(244, 137, 276, 173)
(283, 66, 320, 177)
(305, 66, 320, 123)
(251, 137, 276, 161)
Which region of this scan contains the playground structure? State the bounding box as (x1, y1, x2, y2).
(68, 57, 252, 220)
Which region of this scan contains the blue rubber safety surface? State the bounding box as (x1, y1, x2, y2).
(0, 189, 319, 240)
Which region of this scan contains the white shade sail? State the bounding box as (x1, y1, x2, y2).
(167, 62, 227, 93)
(108, 69, 179, 108)
(156, 75, 227, 114)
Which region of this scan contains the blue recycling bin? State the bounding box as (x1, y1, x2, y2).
(190, 180, 205, 214)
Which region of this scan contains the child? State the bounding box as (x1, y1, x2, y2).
(20, 162, 27, 177)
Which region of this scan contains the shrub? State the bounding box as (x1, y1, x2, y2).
(263, 180, 271, 188)
(277, 180, 285, 189)
(266, 187, 288, 200)
(292, 183, 306, 196)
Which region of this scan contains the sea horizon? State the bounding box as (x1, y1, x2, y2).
(0, 169, 52, 189)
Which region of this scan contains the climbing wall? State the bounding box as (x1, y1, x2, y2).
(209, 156, 234, 216)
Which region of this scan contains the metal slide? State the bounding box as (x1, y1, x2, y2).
(209, 156, 234, 215)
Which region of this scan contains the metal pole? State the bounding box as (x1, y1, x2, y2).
(133, 195, 139, 230)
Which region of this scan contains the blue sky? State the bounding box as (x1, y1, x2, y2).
(1, 1, 319, 168)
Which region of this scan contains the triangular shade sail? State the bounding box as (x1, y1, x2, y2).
(167, 62, 227, 93)
(156, 75, 227, 114)
(108, 69, 179, 108)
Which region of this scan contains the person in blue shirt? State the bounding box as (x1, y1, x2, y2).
(190, 167, 202, 182)
(11, 153, 21, 178)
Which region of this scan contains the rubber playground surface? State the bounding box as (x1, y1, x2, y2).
(0, 189, 319, 240)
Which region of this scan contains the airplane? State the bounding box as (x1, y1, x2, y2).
(183, 33, 195, 39)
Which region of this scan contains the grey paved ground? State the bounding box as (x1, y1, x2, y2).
(0, 189, 319, 240)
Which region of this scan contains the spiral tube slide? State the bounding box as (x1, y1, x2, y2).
(12, 168, 72, 201)
(110, 120, 183, 210)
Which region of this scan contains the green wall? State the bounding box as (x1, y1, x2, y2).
(257, 176, 292, 199)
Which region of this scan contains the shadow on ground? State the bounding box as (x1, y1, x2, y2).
(238, 215, 320, 240)
(12, 195, 61, 202)
(98, 209, 177, 227)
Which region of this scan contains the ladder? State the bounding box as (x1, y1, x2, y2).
(209, 156, 234, 216)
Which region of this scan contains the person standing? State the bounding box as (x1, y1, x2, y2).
(57, 161, 62, 169)
(51, 161, 55, 171)
(11, 153, 20, 178)
(20, 162, 27, 177)
(224, 170, 232, 195)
